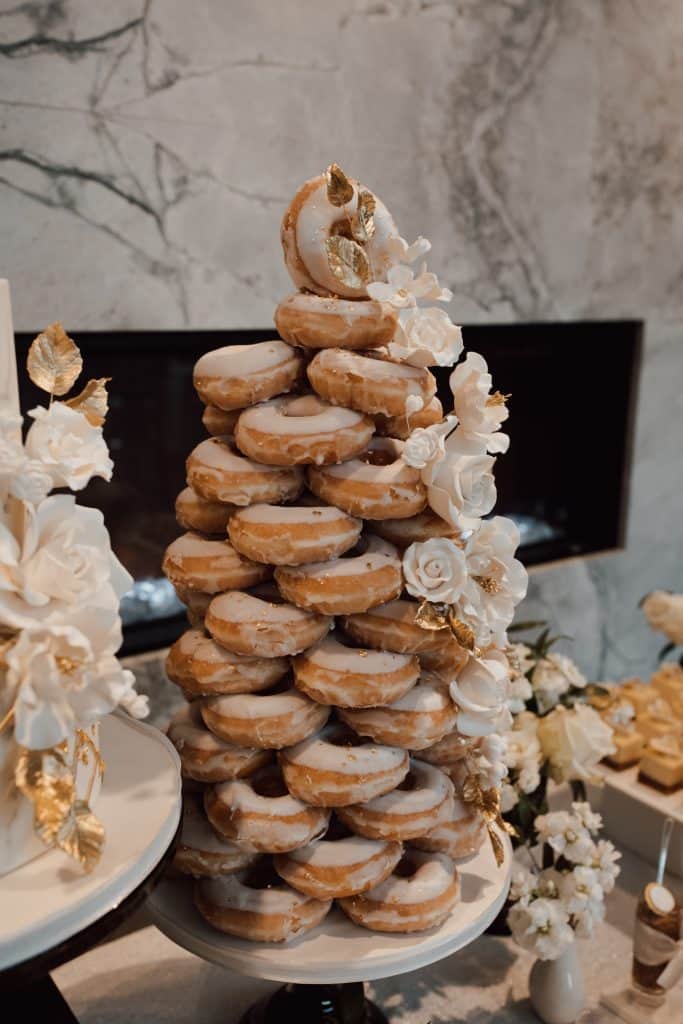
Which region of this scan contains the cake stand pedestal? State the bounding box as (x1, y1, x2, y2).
(0, 713, 182, 1018)
(149, 828, 511, 1024)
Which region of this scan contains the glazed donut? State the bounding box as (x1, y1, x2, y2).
(235, 395, 374, 467)
(338, 678, 458, 751)
(308, 349, 436, 419)
(279, 723, 409, 807)
(307, 437, 426, 521)
(200, 682, 330, 750)
(275, 293, 398, 350)
(206, 591, 331, 658)
(173, 797, 256, 877)
(280, 170, 398, 299)
(167, 703, 271, 782)
(411, 797, 487, 859)
(375, 396, 443, 440)
(370, 509, 459, 550)
(175, 586, 212, 628)
(228, 503, 361, 566)
(187, 436, 304, 506)
(293, 633, 419, 708)
(342, 599, 448, 656)
(175, 486, 234, 536)
(202, 404, 241, 437)
(195, 858, 331, 942)
(166, 629, 289, 697)
(275, 819, 403, 899)
(274, 535, 402, 616)
(337, 760, 454, 841)
(205, 765, 330, 853)
(163, 532, 270, 594)
(418, 634, 470, 681)
(193, 341, 304, 411)
(419, 731, 479, 768)
(338, 850, 459, 933)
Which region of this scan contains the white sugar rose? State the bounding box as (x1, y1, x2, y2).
(403, 537, 467, 605)
(642, 590, 683, 645)
(26, 402, 113, 491)
(402, 415, 457, 483)
(537, 704, 615, 784)
(449, 650, 512, 737)
(0, 494, 132, 629)
(427, 451, 497, 532)
(474, 732, 508, 790)
(449, 351, 510, 454)
(389, 307, 463, 368)
(0, 413, 52, 504)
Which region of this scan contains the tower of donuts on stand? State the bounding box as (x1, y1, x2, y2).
(163, 165, 525, 942)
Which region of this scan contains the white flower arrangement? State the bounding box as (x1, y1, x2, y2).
(0, 322, 146, 871)
(507, 802, 620, 959)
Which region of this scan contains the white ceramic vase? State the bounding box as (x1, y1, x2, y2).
(529, 942, 585, 1024)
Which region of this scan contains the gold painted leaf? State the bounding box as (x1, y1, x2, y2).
(479, 786, 500, 819)
(414, 599, 450, 632)
(57, 800, 105, 872)
(488, 824, 505, 867)
(448, 611, 476, 651)
(326, 163, 354, 206)
(462, 775, 481, 805)
(27, 323, 82, 396)
(325, 235, 370, 290)
(15, 746, 74, 844)
(66, 377, 111, 426)
(351, 188, 376, 242)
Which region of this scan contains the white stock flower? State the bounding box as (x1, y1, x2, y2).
(500, 781, 519, 812)
(427, 450, 497, 533)
(504, 712, 542, 793)
(642, 591, 683, 645)
(403, 537, 468, 605)
(572, 802, 602, 834)
(508, 674, 533, 713)
(449, 352, 510, 454)
(25, 402, 113, 492)
(389, 307, 463, 368)
(535, 810, 595, 865)
(402, 415, 457, 482)
(531, 653, 585, 713)
(0, 494, 133, 629)
(449, 650, 512, 737)
(508, 898, 574, 961)
(591, 839, 621, 893)
(510, 866, 536, 905)
(536, 867, 564, 900)
(518, 758, 542, 795)
(537, 704, 615, 785)
(572, 904, 603, 939)
(559, 865, 603, 916)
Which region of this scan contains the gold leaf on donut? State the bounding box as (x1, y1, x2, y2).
(351, 189, 376, 242)
(66, 377, 111, 426)
(448, 611, 476, 651)
(57, 800, 105, 872)
(414, 600, 449, 632)
(325, 236, 370, 290)
(27, 322, 82, 396)
(326, 163, 354, 206)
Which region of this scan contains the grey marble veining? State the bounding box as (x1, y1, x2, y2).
(1, 0, 682, 684)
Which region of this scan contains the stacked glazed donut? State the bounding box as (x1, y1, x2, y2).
(163, 166, 524, 944)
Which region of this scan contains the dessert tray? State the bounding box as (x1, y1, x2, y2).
(148, 826, 511, 984)
(0, 713, 181, 973)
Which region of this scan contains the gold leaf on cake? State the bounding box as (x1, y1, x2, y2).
(487, 824, 505, 867)
(57, 800, 105, 872)
(326, 163, 354, 206)
(447, 611, 476, 651)
(325, 236, 370, 289)
(15, 745, 74, 845)
(27, 322, 82, 396)
(66, 377, 111, 426)
(414, 599, 449, 632)
(351, 188, 376, 242)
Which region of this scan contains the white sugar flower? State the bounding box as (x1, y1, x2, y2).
(368, 263, 452, 309)
(591, 839, 621, 893)
(572, 802, 603, 834)
(474, 732, 508, 790)
(449, 352, 510, 454)
(0, 412, 52, 505)
(402, 415, 457, 481)
(508, 898, 574, 960)
(531, 653, 586, 713)
(535, 811, 595, 864)
(386, 235, 432, 265)
(8, 460, 53, 504)
(25, 402, 113, 492)
(427, 450, 497, 533)
(449, 650, 512, 737)
(537, 704, 615, 785)
(559, 865, 603, 915)
(402, 537, 468, 606)
(389, 307, 463, 368)
(510, 866, 536, 905)
(504, 711, 541, 770)
(642, 590, 683, 646)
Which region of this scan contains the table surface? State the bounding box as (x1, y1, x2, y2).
(52, 845, 683, 1024)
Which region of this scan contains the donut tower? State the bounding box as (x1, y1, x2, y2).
(163, 166, 526, 943)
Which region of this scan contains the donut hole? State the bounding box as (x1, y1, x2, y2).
(324, 816, 355, 842)
(397, 771, 418, 792)
(242, 857, 287, 890)
(393, 854, 420, 879)
(283, 395, 329, 418)
(327, 725, 367, 749)
(252, 769, 290, 799)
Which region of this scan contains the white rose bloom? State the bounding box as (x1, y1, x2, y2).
(449, 351, 510, 454)
(642, 590, 683, 645)
(0, 494, 133, 629)
(427, 450, 497, 533)
(25, 402, 113, 492)
(403, 537, 468, 605)
(537, 704, 615, 785)
(402, 415, 457, 481)
(449, 650, 512, 737)
(389, 307, 463, 368)
(508, 897, 574, 961)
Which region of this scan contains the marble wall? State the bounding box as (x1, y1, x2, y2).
(1, 0, 681, 680)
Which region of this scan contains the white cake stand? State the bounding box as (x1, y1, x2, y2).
(149, 827, 512, 1024)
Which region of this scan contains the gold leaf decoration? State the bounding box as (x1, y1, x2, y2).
(15, 745, 74, 845)
(57, 800, 105, 872)
(414, 599, 450, 632)
(66, 377, 111, 426)
(448, 611, 476, 651)
(472, 574, 500, 595)
(488, 823, 505, 867)
(486, 391, 511, 407)
(326, 163, 354, 206)
(351, 188, 376, 242)
(27, 322, 82, 396)
(325, 235, 370, 290)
